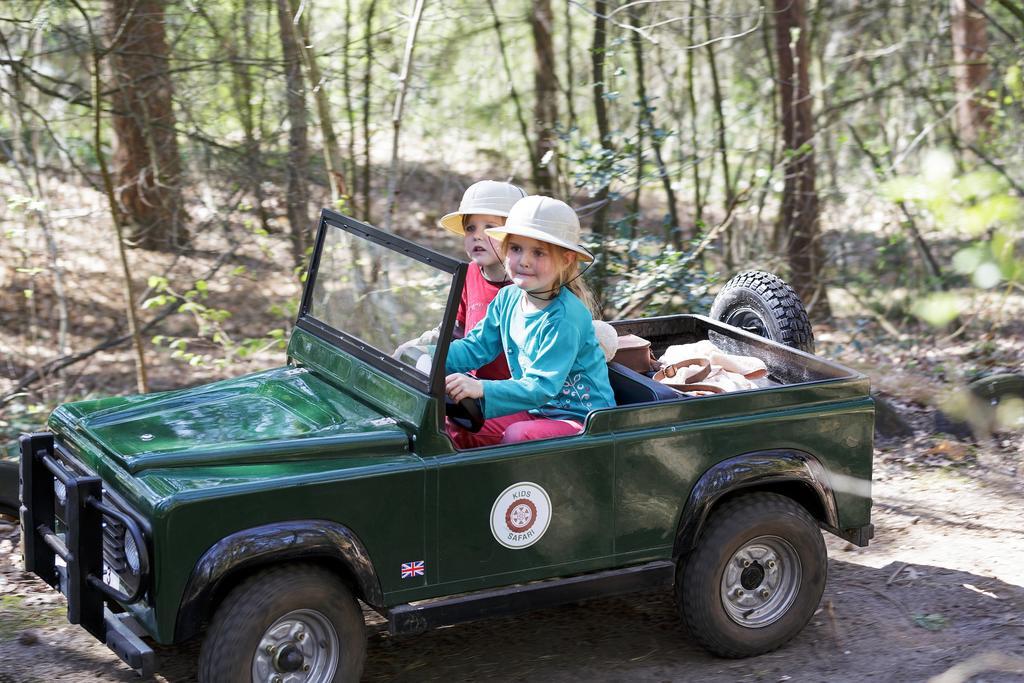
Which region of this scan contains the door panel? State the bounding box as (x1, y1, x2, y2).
(435, 435, 615, 585)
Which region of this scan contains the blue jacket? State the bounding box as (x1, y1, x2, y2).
(446, 286, 616, 421)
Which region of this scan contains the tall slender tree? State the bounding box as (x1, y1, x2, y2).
(532, 0, 558, 194)
(684, 2, 703, 228)
(703, 0, 732, 213)
(276, 0, 311, 266)
(590, 0, 612, 253)
(487, 0, 537, 181)
(343, 0, 359, 214)
(564, 0, 578, 130)
(773, 0, 830, 316)
(362, 0, 378, 223)
(950, 0, 991, 144)
(289, 0, 347, 202)
(105, 0, 187, 251)
(383, 0, 427, 233)
(630, 5, 682, 248)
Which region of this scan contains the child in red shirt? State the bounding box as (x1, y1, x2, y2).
(438, 180, 526, 380)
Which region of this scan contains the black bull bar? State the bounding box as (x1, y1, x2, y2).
(19, 432, 155, 675)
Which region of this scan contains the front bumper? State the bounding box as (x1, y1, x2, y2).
(19, 432, 155, 677)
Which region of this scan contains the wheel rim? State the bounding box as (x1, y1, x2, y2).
(720, 535, 801, 628)
(252, 608, 339, 683)
(725, 307, 769, 338)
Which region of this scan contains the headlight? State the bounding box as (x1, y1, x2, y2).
(123, 530, 141, 574)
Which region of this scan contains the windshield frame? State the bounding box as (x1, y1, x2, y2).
(296, 209, 467, 397)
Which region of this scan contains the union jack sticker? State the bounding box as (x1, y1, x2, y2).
(401, 560, 425, 579)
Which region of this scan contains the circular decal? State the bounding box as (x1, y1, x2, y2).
(490, 482, 552, 549)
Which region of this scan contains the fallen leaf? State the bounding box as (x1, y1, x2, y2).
(962, 583, 1000, 599)
(924, 439, 969, 461)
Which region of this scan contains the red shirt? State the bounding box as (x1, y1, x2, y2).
(457, 265, 511, 380)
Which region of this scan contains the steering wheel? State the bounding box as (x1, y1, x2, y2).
(445, 395, 485, 433)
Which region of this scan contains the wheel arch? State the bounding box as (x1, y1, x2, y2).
(174, 520, 383, 643)
(672, 450, 838, 558)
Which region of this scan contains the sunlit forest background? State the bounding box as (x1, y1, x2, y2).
(1, 0, 1022, 445)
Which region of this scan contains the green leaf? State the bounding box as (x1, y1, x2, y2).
(973, 262, 1003, 289)
(146, 274, 167, 290)
(1005, 63, 1023, 100)
(952, 246, 985, 274)
(962, 195, 1020, 236)
(922, 150, 955, 185)
(913, 613, 948, 631)
(912, 293, 962, 327)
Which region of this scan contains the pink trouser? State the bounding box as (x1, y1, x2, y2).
(446, 411, 584, 449)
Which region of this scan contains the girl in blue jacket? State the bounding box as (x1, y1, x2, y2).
(444, 195, 616, 449)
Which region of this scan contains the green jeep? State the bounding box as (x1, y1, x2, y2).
(19, 210, 874, 682)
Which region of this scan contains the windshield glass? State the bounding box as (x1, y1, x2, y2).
(307, 225, 454, 375)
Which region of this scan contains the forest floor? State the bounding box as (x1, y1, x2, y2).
(0, 452, 1022, 682)
(1, 173, 1023, 681)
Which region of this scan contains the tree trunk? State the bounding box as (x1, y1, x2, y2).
(216, 0, 272, 232)
(383, 0, 427, 233)
(629, 7, 644, 242)
(362, 0, 378, 224)
(684, 2, 703, 230)
(288, 0, 347, 203)
(589, 0, 610, 296)
(532, 0, 558, 194)
(564, 0, 577, 129)
(756, 7, 779, 231)
(343, 0, 359, 215)
(630, 7, 682, 249)
(73, 0, 149, 392)
(950, 0, 991, 144)
(773, 0, 830, 317)
(105, 0, 187, 251)
(704, 0, 733, 222)
(487, 0, 538, 182)
(276, 0, 311, 266)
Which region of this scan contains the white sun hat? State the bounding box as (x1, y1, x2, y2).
(485, 195, 593, 261)
(438, 180, 527, 235)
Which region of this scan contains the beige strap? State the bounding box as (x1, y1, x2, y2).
(653, 358, 711, 386)
(676, 383, 726, 395)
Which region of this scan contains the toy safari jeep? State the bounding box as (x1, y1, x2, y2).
(19, 210, 873, 681)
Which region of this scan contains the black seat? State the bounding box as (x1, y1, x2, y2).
(607, 362, 681, 405)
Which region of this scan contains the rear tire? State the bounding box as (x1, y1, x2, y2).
(677, 492, 826, 658)
(710, 271, 815, 354)
(199, 564, 366, 683)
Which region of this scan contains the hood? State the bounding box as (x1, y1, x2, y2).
(52, 366, 410, 475)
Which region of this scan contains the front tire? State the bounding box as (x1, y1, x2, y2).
(199, 564, 366, 683)
(677, 492, 826, 658)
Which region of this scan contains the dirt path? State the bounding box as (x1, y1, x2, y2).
(1, 459, 1022, 683)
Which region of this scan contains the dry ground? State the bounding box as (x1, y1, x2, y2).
(0, 453, 1022, 682)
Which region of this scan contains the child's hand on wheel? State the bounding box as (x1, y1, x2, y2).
(446, 373, 483, 402)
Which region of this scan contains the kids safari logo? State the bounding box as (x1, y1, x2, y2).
(490, 482, 552, 549)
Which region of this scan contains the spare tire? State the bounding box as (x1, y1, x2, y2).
(710, 271, 815, 354)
